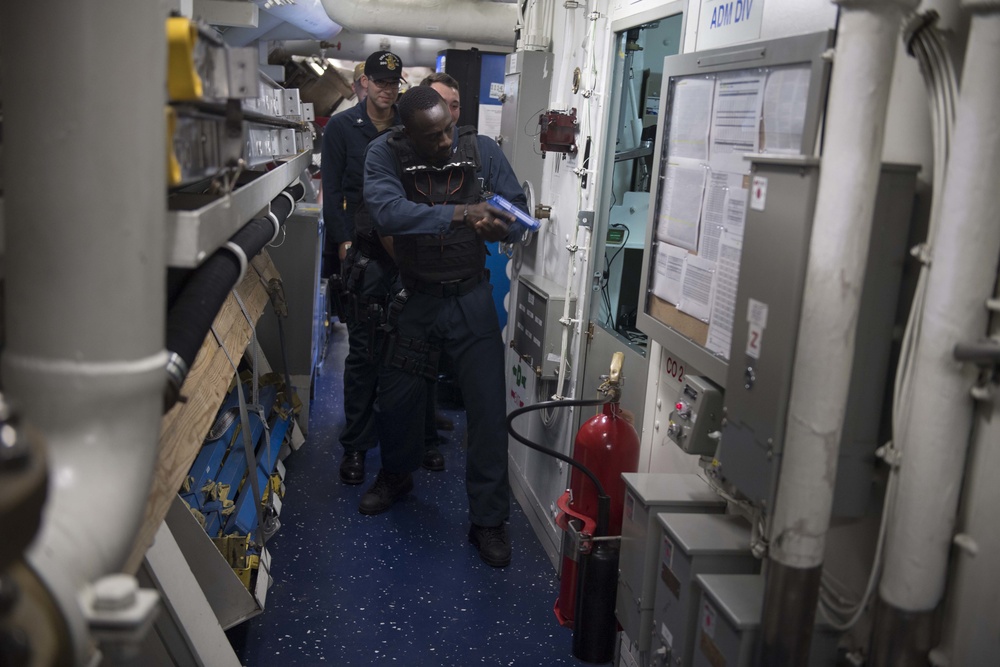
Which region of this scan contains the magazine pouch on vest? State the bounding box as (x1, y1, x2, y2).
(379, 288, 441, 380)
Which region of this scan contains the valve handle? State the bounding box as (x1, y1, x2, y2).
(609, 351, 623, 384)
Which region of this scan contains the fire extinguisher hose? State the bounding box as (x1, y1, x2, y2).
(506, 398, 614, 537)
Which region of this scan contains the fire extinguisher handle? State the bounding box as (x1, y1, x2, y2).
(609, 351, 623, 385)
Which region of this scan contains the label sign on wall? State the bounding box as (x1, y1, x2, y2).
(696, 0, 764, 51)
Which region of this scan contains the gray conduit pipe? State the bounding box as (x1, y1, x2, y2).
(758, 0, 917, 664)
(319, 0, 519, 47)
(939, 281, 1000, 665)
(874, 2, 1000, 664)
(0, 0, 166, 663)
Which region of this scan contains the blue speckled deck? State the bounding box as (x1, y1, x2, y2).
(228, 322, 599, 666)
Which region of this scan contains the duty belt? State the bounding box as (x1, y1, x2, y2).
(405, 273, 483, 298)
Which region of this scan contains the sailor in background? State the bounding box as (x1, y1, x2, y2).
(420, 71, 461, 123)
(351, 62, 367, 102)
(321, 51, 445, 487)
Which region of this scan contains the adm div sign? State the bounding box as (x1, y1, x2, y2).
(696, 0, 764, 51)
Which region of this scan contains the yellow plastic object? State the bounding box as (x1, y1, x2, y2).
(166, 106, 181, 186)
(212, 534, 259, 590)
(233, 554, 260, 589)
(167, 16, 203, 101)
(269, 473, 283, 497)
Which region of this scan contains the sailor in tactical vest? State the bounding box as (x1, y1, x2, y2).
(362, 86, 528, 567)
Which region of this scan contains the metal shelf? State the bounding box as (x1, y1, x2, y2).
(166, 150, 313, 268)
(614, 143, 654, 162)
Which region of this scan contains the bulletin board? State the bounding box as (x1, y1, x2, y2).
(635, 30, 833, 387)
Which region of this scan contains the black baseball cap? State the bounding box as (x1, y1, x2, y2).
(364, 51, 404, 82)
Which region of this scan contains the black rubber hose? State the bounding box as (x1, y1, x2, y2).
(230, 215, 276, 256)
(269, 190, 294, 222)
(166, 266, 193, 311)
(164, 216, 278, 412)
(506, 398, 613, 537)
(284, 180, 306, 202)
(163, 181, 304, 411)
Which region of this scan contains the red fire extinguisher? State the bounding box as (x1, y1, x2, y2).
(506, 352, 640, 663)
(553, 353, 639, 628)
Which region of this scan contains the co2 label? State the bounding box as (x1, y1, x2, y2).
(665, 356, 685, 383)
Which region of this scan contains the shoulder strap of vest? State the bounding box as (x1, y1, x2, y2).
(387, 127, 417, 170)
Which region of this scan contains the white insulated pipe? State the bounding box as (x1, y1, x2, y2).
(522, 0, 554, 51)
(253, 0, 342, 40)
(319, 0, 518, 47)
(0, 0, 166, 660)
(880, 0, 1000, 612)
(219, 9, 287, 47)
(272, 34, 457, 67)
(769, 0, 918, 570)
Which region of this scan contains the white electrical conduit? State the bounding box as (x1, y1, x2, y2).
(625, 72, 644, 149)
(319, 0, 518, 47)
(555, 2, 602, 401)
(523, 0, 554, 51)
(544, 5, 581, 401)
(550, 2, 579, 111)
(554, 222, 587, 400)
(880, 0, 1000, 613)
(768, 0, 917, 571)
(0, 0, 166, 662)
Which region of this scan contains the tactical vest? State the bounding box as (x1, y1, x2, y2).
(386, 126, 484, 285)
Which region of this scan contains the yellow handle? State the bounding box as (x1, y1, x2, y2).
(609, 351, 623, 384)
(167, 16, 203, 101)
(166, 106, 181, 186)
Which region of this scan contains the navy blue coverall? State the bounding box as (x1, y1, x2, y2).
(321, 100, 399, 458)
(364, 130, 528, 528)
(321, 101, 438, 461)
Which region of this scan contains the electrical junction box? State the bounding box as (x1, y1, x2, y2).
(692, 574, 840, 667)
(512, 274, 575, 379)
(651, 513, 760, 667)
(666, 376, 724, 456)
(538, 108, 579, 155)
(617, 474, 727, 655)
(716, 159, 917, 518)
